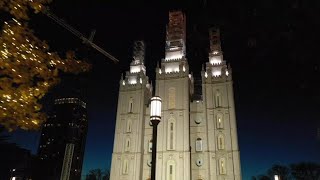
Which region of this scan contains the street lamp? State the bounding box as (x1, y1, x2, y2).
(150, 96, 162, 180)
(274, 175, 280, 180)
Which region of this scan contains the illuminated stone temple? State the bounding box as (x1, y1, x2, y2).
(110, 11, 241, 180)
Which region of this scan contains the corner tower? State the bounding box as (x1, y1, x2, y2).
(191, 27, 241, 180)
(110, 41, 152, 180)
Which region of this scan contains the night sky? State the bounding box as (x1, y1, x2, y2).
(6, 0, 320, 179)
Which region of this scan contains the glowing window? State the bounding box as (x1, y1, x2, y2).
(219, 158, 227, 174)
(217, 113, 224, 129)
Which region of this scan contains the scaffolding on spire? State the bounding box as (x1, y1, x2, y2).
(165, 11, 186, 60)
(132, 41, 145, 65)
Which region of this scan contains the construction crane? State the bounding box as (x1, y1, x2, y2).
(42, 7, 119, 63)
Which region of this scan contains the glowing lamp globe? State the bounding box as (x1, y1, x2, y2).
(150, 96, 162, 121)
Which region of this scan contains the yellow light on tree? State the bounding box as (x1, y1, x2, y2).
(0, 0, 91, 131)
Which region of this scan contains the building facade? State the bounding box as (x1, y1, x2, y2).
(110, 11, 241, 180)
(36, 98, 88, 180)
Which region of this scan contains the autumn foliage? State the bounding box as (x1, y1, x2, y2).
(0, 0, 90, 131)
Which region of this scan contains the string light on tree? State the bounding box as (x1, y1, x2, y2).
(0, 0, 90, 131)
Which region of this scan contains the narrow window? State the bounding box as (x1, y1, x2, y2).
(122, 159, 129, 174)
(167, 160, 175, 180)
(195, 138, 203, 152)
(168, 88, 176, 109)
(217, 113, 224, 129)
(219, 158, 227, 174)
(125, 138, 131, 152)
(169, 165, 173, 180)
(126, 120, 132, 133)
(128, 98, 133, 113)
(170, 123, 174, 149)
(217, 135, 225, 150)
(167, 118, 176, 150)
(215, 91, 222, 107)
(148, 139, 152, 152)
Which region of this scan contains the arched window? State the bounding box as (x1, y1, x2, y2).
(122, 159, 129, 174)
(217, 135, 225, 150)
(219, 158, 227, 174)
(167, 160, 176, 180)
(126, 119, 132, 133)
(195, 138, 203, 152)
(128, 98, 133, 113)
(148, 139, 153, 152)
(167, 118, 176, 150)
(215, 91, 222, 107)
(217, 113, 224, 129)
(125, 138, 131, 152)
(168, 87, 176, 109)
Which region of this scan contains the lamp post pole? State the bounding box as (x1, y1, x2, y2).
(151, 119, 160, 180)
(150, 96, 162, 180)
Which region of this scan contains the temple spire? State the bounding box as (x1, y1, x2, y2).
(132, 41, 145, 65)
(209, 27, 222, 54)
(165, 11, 186, 61)
(208, 27, 224, 65)
(130, 41, 146, 74)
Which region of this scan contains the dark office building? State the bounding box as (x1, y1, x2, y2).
(35, 97, 88, 180)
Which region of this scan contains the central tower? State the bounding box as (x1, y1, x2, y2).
(143, 11, 192, 180)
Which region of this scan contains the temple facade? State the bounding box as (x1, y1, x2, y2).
(110, 11, 241, 180)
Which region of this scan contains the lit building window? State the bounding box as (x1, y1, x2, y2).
(219, 158, 227, 174)
(217, 113, 224, 129)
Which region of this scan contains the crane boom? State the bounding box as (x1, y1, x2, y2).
(42, 8, 119, 63)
